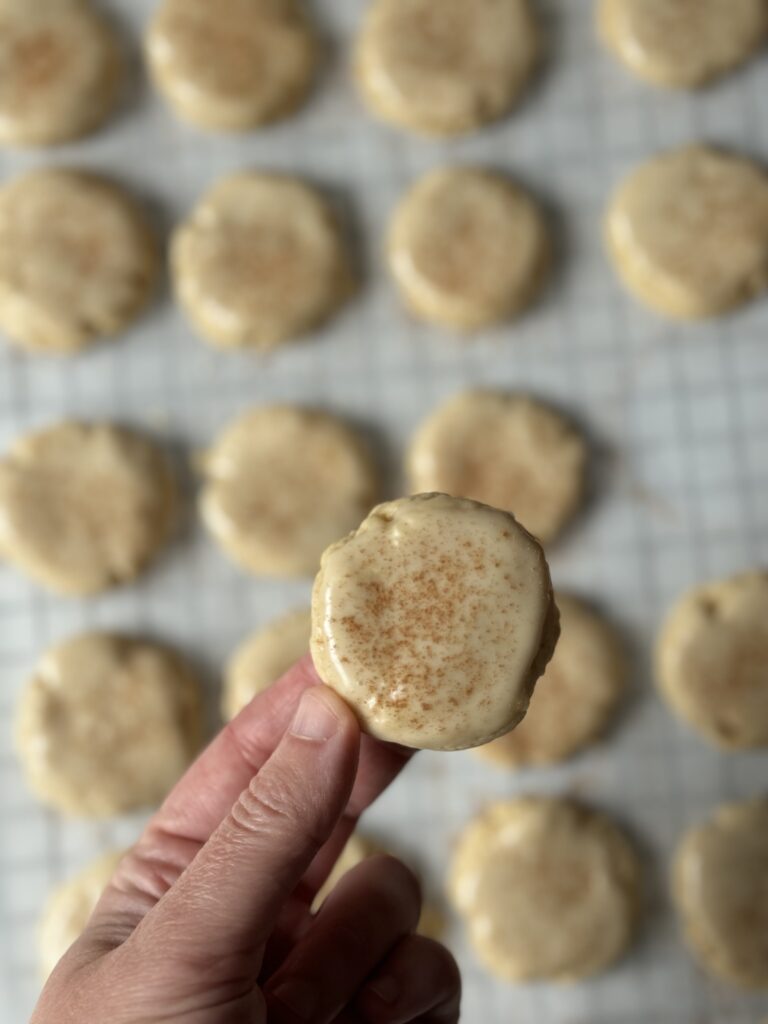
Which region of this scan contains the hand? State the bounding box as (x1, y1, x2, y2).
(32, 656, 460, 1024)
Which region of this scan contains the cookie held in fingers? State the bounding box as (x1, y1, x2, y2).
(311, 493, 559, 751)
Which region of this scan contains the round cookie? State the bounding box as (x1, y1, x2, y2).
(200, 406, 378, 578)
(223, 606, 311, 720)
(477, 593, 626, 768)
(0, 0, 122, 147)
(0, 169, 158, 355)
(598, 0, 768, 89)
(388, 169, 550, 331)
(449, 798, 642, 981)
(656, 571, 768, 749)
(673, 799, 768, 988)
(16, 632, 202, 817)
(407, 391, 587, 544)
(172, 173, 354, 351)
(0, 421, 178, 596)
(311, 493, 559, 751)
(146, 0, 317, 132)
(355, 0, 539, 137)
(40, 850, 124, 977)
(606, 145, 768, 319)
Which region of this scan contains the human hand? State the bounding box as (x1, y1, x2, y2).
(32, 656, 460, 1024)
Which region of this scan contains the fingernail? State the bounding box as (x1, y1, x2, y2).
(368, 974, 400, 1005)
(271, 977, 317, 1021)
(290, 687, 340, 742)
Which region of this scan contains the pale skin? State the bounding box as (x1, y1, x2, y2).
(32, 656, 460, 1024)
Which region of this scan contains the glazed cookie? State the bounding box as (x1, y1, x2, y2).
(407, 391, 587, 544)
(311, 493, 558, 751)
(147, 0, 317, 132)
(449, 798, 642, 981)
(16, 633, 202, 817)
(40, 850, 124, 977)
(355, 0, 539, 136)
(478, 594, 626, 768)
(606, 145, 768, 319)
(0, 169, 158, 354)
(656, 571, 768, 749)
(388, 169, 550, 331)
(200, 406, 378, 578)
(223, 606, 311, 719)
(599, 0, 768, 89)
(0, 0, 122, 147)
(673, 799, 768, 988)
(172, 173, 354, 351)
(0, 422, 177, 595)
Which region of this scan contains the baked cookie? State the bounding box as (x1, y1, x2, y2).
(40, 850, 123, 977)
(449, 797, 642, 981)
(673, 799, 768, 988)
(16, 632, 202, 817)
(388, 168, 550, 331)
(598, 0, 768, 89)
(355, 0, 539, 136)
(0, 422, 178, 595)
(406, 391, 587, 544)
(606, 145, 768, 319)
(200, 406, 378, 578)
(477, 593, 626, 768)
(0, 0, 122, 147)
(656, 571, 768, 749)
(311, 493, 558, 751)
(223, 606, 311, 720)
(172, 173, 354, 350)
(146, 0, 317, 132)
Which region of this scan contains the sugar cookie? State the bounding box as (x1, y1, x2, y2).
(223, 607, 311, 720)
(201, 406, 378, 578)
(0, 0, 122, 147)
(450, 798, 642, 981)
(656, 571, 768, 749)
(0, 422, 178, 595)
(172, 173, 354, 350)
(407, 392, 587, 544)
(40, 850, 123, 977)
(478, 594, 626, 768)
(16, 632, 202, 817)
(355, 0, 539, 136)
(599, 0, 768, 89)
(0, 169, 158, 355)
(606, 145, 768, 319)
(389, 169, 550, 331)
(673, 799, 768, 988)
(311, 493, 558, 751)
(147, 0, 317, 132)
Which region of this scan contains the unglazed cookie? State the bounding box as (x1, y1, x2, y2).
(599, 0, 768, 89)
(656, 571, 768, 749)
(407, 392, 587, 544)
(146, 0, 317, 132)
(673, 799, 768, 988)
(449, 798, 642, 981)
(0, 0, 122, 147)
(388, 169, 550, 331)
(201, 406, 378, 578)
(311, 493, 558, 751)
(172, 173, 354, 351)
(16, 632, 202, 817)
(355, 0, 539, 136)
(0, 422, 177, 595)
(223, 607, 311, 719)
(40, 850, 123, 977)
(606, 146, 768, 319)
(478, 594, 626, 768)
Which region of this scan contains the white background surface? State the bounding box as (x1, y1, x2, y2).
(1, 1, 767, 1021)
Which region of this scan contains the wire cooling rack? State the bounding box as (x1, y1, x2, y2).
(1, 1, 768, 1021)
